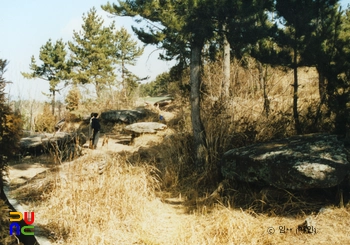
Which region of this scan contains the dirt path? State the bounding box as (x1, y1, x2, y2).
(141, 197, 189, 244)
(8, 136, 135, 183)
(7, 134, 191, 245)
(9, 132, 350, 245)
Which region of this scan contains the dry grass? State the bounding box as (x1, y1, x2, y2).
(171, 204, 350, 245)
(25, 152, 161, 244)
(8, 140, 350, 245)
(16, 162, 350, 245)
(3, 61, 349, 244)
(129, 62, 339, 194)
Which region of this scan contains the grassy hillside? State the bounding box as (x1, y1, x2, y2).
(2, 63, 350, 244)
(8, 138, 350, 245)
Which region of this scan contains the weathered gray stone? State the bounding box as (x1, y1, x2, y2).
(125, 122, 167, 134)
(142, 96, 173, 106)
(100, 109, 146, 124)
(20, 134, 49, 155)
(20, 132, 86, 156)
(221, 134, 350, 190)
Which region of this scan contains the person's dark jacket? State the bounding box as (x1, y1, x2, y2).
(91, 118, 101, 132)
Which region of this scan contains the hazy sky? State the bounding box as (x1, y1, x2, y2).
(1, 1, 350, 101)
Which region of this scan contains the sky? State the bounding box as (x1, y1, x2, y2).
(0, 0, 175, 101)
(1, 0, 350, 102)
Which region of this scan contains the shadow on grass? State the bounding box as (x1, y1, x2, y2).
(195, 180, 349, 216)
(8, 154, 55, 168)
(4, 164, 68, 244)
(124, 130, 350, 217)
(9, 167, 60, 205)
(35, 223, 69, 244)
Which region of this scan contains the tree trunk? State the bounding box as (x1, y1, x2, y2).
(222, 29, 230, 98)
(95, 81, 100, 98)
(121, 59, 127, 101)
(261, 63, 270, 117)
(30, 102, 34, 132)
(52, 90, 56, 116)
(257, 61, 264, 90)
(58, 102, 62, 119)
(190, 43, 206, 170)
(314, 68, 327, 126)
(108, 82, 115, 106)
(293, 47, 302, 134)
(318, 71, 326, 102)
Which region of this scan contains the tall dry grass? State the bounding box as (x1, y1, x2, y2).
(29, 152, 160, 244)
(13, 150, 350, 245)
(153, 60, 331, 194)
(172, 203, 350, 245)
(7, 59, 349, 245)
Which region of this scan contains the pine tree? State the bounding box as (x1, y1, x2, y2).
(275, 0, 342, 134)
(102, 0, 272, 169)
(321, 6, 350, 135)
(139, 72, 171, 97)
(22, 39, 70, 115)
(103, 0, 215, 169)
(68, 8, 116, 98)
(103, 0, 273, 169)
(299, 1, 342, 126)
(302, 1, 340, 101)
(275, 0, 320, 134)
(114, 27, 144, 99)
(218, 0, 274, 98)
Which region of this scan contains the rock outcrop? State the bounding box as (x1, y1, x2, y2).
(142, 96, 173, 107)
(221, 134, 350, 190)
(20, 132, 86, 157)
(125, 122, 167, 134)
(100, 109, 146, 124)
(20, 134, 48, 155)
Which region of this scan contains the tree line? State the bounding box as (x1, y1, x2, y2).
(22, 7, 144, 115)
(22, 1, 350, 171)
(102, 0, 350, 169)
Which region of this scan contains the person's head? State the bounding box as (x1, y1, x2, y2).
(93, 113, 99, 118)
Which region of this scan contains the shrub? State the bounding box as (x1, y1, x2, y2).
(35, 103, 56, 132)
(0, 58, 24, 244)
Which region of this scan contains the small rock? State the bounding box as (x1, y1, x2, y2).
(297, 216, 317, 234)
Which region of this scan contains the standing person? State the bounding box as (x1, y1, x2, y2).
(90, 113, 101, 149)
(89, 113, 94, 149)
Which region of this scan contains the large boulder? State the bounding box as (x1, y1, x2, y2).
(125, 122, 167, 134)
(20, 134, 48, 155)
(20, 132, 85, 156)
(100, 109, 146, 124)
(221, 134, 350, 190)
